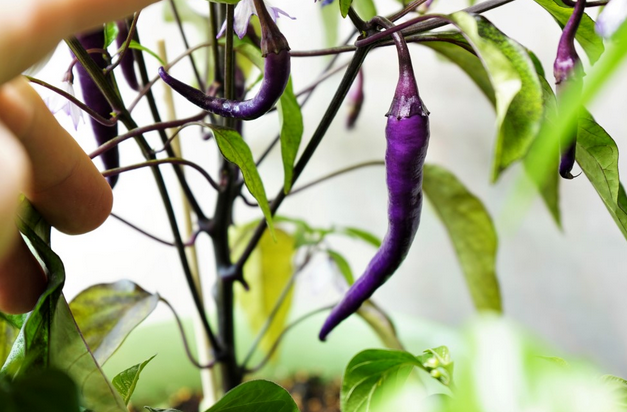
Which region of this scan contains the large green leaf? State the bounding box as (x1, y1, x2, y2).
(278, 77, 303, 194)
(532, 0, 605, 64)
(352, 0, 377, 20)
(341, 348, 451, 412)
(576, 113, 627, 239)
(2, 209, 127, 412)
(422, 163, 501, 313)
(112, 355, 156, 405)
(203, 380, 299, 412)
(0, 369, 81, 412)
(234, 228, 296, 357)
(450, 12, 544, 181)
(320, 2, 340, 48)
(210, 125, 275, 238)
(70, 280, 159, 366)
(0, 317, 19, 367)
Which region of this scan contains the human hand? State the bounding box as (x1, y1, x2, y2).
(0, 0, 157, 314)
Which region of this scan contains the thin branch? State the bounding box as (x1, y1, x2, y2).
(289, 160, 385, 196)
(168, 0, 205, 90)
(160, 297, 218, 369)
(26, 76, 118, 126)
(105, 12, 141, 73)
(243, 305, 336, 374)
(102, 158, 220, 191)
(110, 213, 176, 246)
(89, 112, 205, 159)
(388, 0, 429, 22)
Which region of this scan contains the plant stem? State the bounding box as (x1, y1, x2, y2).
(289, 160, 385, 195)
(234, 45, 372, 277)
(110, 213, 177, 246)
(168, 0, 205, 90)
(66, 37, 220, 355)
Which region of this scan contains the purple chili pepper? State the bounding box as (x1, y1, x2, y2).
(319, 21, 429, 341)
(159, 0, 290, 121)
(346, 68, 364, 130)
(75, 28, 120, 188)
(554, 0, 585, 180)
(116, 20, 140, 91)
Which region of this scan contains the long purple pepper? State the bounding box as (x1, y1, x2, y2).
(75, 28, 120, 188)
(319, 20, 429, 341)
(158, 0, 290, 121)
(554, 0, 585, 180)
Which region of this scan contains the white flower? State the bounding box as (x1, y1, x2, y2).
(45, 81, 83, 130)
(217, 0, 294, 40)
(596, 0, 627, 38)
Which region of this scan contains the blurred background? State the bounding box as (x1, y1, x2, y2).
(31, 0, 627, 382)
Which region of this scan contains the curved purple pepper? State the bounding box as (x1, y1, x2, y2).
(75, 28, 120, 188)
(159, 0, 290, 121)
(554, 0, 585, 180)
(319, 25, 429, 341)
(116, 20, 140, 91)
(346, 69, 364, 129)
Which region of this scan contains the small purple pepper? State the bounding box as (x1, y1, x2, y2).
(346, 69, 364, 130)
(75, 28, 120, 188)
(116, 20, 140, 91)
(319, 25, 429, 341)
(159, 0, 290, 120)
(554, 0, 585, 180)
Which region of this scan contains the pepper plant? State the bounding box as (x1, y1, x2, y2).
(3, 0, 627, 410)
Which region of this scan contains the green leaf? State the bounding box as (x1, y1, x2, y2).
(341, 348, 449, 412)
(0, 369, 81, 412)
(422, 163, 502, 313)
(0, 317, 19, 367)
(450, 12, 544, 181)
(327, 249, 354, 285)
(104, 22, 119, 49)
(278, 77, 303, 194)
(576, 113, 627, 240)
(70, 280, 159, 366)
(340, 227, 382, 248)
(210, 125, 275, 238)
(145, 408, 183, 412)
(420, 34, 496, 105)
(3, 210, 127, 412)
(204, 380, 299, 412)
(356, 301, 404, 350)
(233, 228, 296, 357)
(601, 375, 627, 407)
(112, 355, 156, 405)
(340, 0, 352, 18)
(532, 0, 605, 64)
(129, 40, 166, 66)
(353, 0, 377, 20)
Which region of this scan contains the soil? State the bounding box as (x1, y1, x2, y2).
(130, 373, 341, 412)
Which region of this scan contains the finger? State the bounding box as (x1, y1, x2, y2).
(0, 0, 159, 83)
(0, 121, 45, 314)
(0, 77, 113, 235)
(0, 229, 47, 314)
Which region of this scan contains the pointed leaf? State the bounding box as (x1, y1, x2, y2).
(341, 348, 450, 412)
(451, 12, 544, 181)
(70, 280, 159, 366)
(210, 125, 275, 238)
(104, 22, 119, 49)
(576, 113, 627, 239)
(278, 77, 303, 194)
(340, 0, 353, 18)
(204, 380, 299, 412)
(532, 0, 605, 64)
(423, 163, 501, 312)
(233, 228, 295, 357)
(327, 249, 354, 285)
(340, 227, 382, 248)
(112, 355, 156, 404)
(129, 40, 166, 66)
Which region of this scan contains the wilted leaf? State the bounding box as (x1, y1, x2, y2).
(423, 163, 501, 312)
(70, 280, 159, 366)
(234, 228, 296, 357)
(112, 355, 156, 404)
